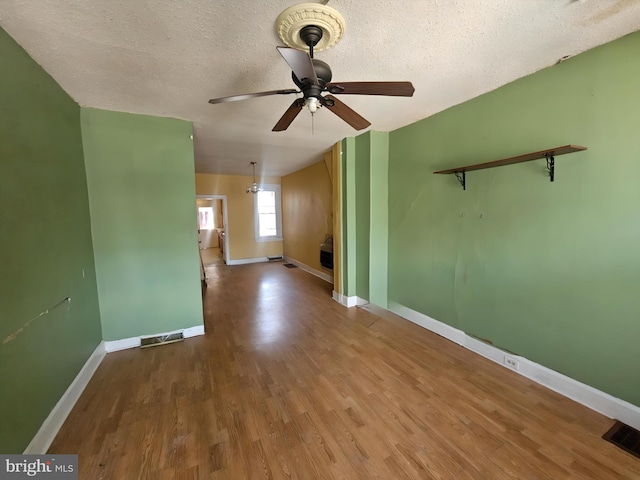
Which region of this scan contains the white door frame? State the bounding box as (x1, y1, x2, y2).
(196, 194, 230, 265)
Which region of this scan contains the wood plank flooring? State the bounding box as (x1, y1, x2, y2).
(49, 262, 640, 479)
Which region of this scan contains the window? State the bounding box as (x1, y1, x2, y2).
(198, 207, 214, 230)
(254, 185, 282, 241)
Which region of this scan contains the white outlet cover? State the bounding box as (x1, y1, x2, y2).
(504, 355, 520, 370)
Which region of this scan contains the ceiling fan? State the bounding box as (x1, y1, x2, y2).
(208, 24, 415, 132)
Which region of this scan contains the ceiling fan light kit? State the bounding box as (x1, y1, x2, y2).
(307, 96, 319, 113)
(208, 2, 415, 132)
(246, 161, 263, 194)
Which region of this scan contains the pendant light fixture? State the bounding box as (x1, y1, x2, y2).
(246, 161, 263, 194)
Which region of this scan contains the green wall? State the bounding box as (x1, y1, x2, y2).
(341, 137, 357, 297)
(355, 135, 371, 300)
(0, 28, 102, 452)
(343, 132, 391, 306)
(388, 32, 640, 406)
(81, 108, 203, 341)
(369, 132, 389, 308)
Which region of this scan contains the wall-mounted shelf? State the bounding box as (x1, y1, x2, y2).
(433, 145, 587, 190)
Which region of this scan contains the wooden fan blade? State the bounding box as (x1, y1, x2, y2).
(273, 98, 305, 132)
(321, 95, 371, 131)
(209, 89, 298, 104)
(326, 81, 415, 97)
(276, 47, 318, 85)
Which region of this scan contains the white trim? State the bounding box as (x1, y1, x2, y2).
(183, 325, 205, 338)
(284, 256, 334, 284)
(332, 291, 367, 308)
(387, 301, 640, 430)
(104, 336, 139, 353)
(104, 324, 205, 353)
(388, 303, 466, 345)
(24, 341, 107, 454)
(226, 256, 269, 266)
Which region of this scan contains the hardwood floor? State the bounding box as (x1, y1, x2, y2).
(49, 262, 640, 479)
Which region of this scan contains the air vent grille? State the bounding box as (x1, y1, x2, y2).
(603, 421, 640, 459)
(140, 332, 184, 348)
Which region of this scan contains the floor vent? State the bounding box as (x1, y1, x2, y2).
(283, 263, 298, 269)
(268, 255, 284, 261)
(140, 332, 184, 348)
(603, 421, 640, 459)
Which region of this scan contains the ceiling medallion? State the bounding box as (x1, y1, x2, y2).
(276, 3, 346, 52)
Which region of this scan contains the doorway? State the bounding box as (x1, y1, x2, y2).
(196, 195, 229, 268)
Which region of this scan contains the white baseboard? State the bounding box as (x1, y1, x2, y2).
(332, 291, 368, 308)
(389, 303, 466, 345)
(183, 325, 206, 338)
(104, 336, 139, 352)
(226, 256, 269, 266)
(284, 256, 334, 284)
(24, 341, 107, 454)
(387, 301, 640, 430)
(104, 324, 205, 353)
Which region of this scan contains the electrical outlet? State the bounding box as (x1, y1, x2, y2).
(504, 355, 519, 371)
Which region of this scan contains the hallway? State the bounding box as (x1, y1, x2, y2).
(49, 263, 640, 479)
(200, 247, 224, 267)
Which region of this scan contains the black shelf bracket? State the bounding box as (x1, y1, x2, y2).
(545, 154, 555, 182)
(454, 171, 466, 190)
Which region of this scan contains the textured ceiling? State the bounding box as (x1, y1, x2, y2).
(2, 1, 639, 177)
